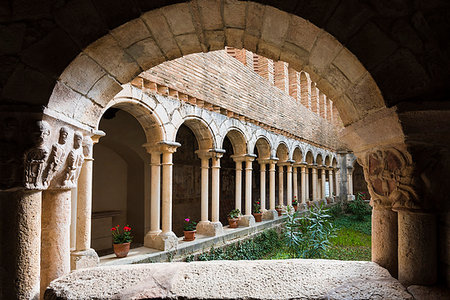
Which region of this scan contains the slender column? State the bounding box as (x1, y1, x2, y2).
(160, 144, 179, 234)
(269, 161, 276, 210)
(286, 164, 293, 206)
(293, 166, 298, 200)
(300, 166, 306, 203)
(372, 205, 398, 278)
(312, 167, 318, 201)
(41, 189, 72, 296)
(397, 209, 437, 286)
(200, 156, 210, 222)
(232, 157, 243, 212)
(1, 190, 41, 299)
(305, 168, 309, 200)
(347, 167, 354, 196)
(328, 169, 334, 197)
(335, 168, 340, 198)
(260, 162, 266, 211)
(71, 135, 101, 270)
(211, 154, 223, 222)
(321, 168, 326, 199)
(244, 157, 255, 216)
(278, 165, 284, 205)
(150, 152, 161, 233)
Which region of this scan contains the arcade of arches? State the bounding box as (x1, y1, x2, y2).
(0, 1, 449, 299)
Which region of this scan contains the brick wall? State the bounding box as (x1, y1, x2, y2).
(142, 50, 344, 150)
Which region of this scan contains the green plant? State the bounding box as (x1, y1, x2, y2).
(228, 208, 240, 219)
(253, 200, 261, 213)
(347, 192, 371, 221)
(292, 196, 298, 206)
(183, 218, 197, 231)
(111, 225, 133, 244)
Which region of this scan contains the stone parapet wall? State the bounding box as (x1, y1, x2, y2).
(142, 50, 344, 150)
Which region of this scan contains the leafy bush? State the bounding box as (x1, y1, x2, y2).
(283, 205, 335, 259)
(347, 192, 372, 221)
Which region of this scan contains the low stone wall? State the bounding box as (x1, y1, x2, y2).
(45, 259, 413, 299)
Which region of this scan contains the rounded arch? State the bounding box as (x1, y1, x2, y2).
(176, 116, 215, 150)
(305, 150, 314, 165)
(332, 157, 338, 168)
(103, 97, 164, 145)
(276, 142, 289, 162)
(223, 128, 248, 155)
(316, 153, 323, 166)
(324, 155, 331, 167)
(254, 136, 271, 160)
(292, 146, 303, 163)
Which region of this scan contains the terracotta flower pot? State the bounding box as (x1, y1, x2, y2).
(275, 208, 282, 216)
(113, 242, 130, 258)
(228, 218, 239, 228)
(183, 230, 196, 241)
(293, 205, 298, 211)
(253, 212, 262, 222)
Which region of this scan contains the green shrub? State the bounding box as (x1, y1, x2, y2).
(347, 192, 372, 221)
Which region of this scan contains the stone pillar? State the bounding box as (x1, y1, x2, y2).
(196, 151, 213, 235)
(240, 156, 256, 227)
(71, 135, 100, 270)
(263, 159, 278, 220)
(300, 166, 307, 203)
(335, 168, 340, 199)
(293, 166, 298, 201)
(286, 163, 293, 206)
(305, 168, 309, 200)
(208, 152, 224, 235)
(260, 162, 266, 211)
(371, 205, 398, 278)
(1, 190, 41, 299)
(328, 169, 334, 198)
(312, 167, 318, 201)
(347, 167, 354, 200)
(41, 189, 72, 296)
(232, 157, 243, 212)
(278, 164, 284, 205)
(397, 209, 437, 286)
(143, 147, 162, 248)
(321, 168, 326, 200)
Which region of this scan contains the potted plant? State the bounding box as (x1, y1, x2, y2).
(111, 225, 133, 258)
(275, 204, 283, 216)
(253, 200, 262, 222)
(183, 218, 197, 241)
(292, 196, 298, 211)
(227, 208, 240, 228)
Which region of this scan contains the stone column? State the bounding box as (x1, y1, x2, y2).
(41, 189, 72, 296)
(293, 166, 298, 201)
(209, 152, 224, 234)
(372, 205, 398, 278)
(240, 156, 256, 227)
(397, 209, 437, 286)
(1, 190, 42, 299)
(305, 168, 309, 200)
(335, 168, 340, 199)
(143, 145, 162, 248)
(286, 163, 293, 206)
(300, 166, 307, 203)
(328, 169, 334, 199)
(71, 135, 101, 270)
(232, 156, 244, 212)
(278, 164, 284, 205)
(263, 159, 278, 220)
(312, 167, 318, 201)
(321, 167, 326, 200)
(347, 167, 354, 200)
(260, 162, 266, 212)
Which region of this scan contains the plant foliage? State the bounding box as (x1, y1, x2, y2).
(347, 192, 372, 221)
(111, 225, 133, 244)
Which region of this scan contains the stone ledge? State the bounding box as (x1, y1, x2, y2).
(45, 259, 413, 299)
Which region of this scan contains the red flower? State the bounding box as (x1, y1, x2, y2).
(111, 227, 117, 231)
(123, 226, 131, 232)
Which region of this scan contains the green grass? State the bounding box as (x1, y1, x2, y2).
(264, 213, 372, 261)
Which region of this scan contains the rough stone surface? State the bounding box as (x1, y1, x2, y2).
(407, 285, 450, 300)
(45, 260, 413, 299)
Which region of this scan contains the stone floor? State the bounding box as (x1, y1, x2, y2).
(45, 259, 414, 299)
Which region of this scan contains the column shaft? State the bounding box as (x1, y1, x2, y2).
(211, 156, 220, 222)
(278, 165, 284, 205)
(372, 207, 398, 278)
(312, 168, 318, 201)
(293, 167, 298, 200)
(328, 170, 334, 197)
(347, 170, 353, 195)
(200, 158, 209, 222)
(245, 159, 253, 216)
(41, 189, 71, 295)
(269, 162, 276, 210)
(301, 167, 306, 203)
(286, 165, 293, 206)
(75, 156, 93, 251)
(335, 169, 340, 198)
(150, 153, 161, 233)
(305, 168, 309, 200)
(321, 169, 326, 199)
(161, 151, 174, 233)
(260, 163, 266, 211)
(235, 161, 242, 211)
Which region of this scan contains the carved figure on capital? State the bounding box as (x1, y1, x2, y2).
(62, 132, 84, 188)
(42, 126, 69, 187)
(363, 147, 420, 209)
(24, 120, 51, 189)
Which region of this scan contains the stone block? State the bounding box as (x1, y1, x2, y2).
(238, 215, 255, 227)
(309, 31, 343, 72)
(262, 209, 277, 220)
(261, 6, 290, 46)
(126, 38, 165, 71)
(110, 18, 150, 49)
(347, 72, 384, 114)
(175, 34, 202, 56)
(86, 74, 122, 108)
(145, 231, 178, 251)
(223, 0, 246, 29)
(70, 249, 99, 270)
(204, 30, 225, 51)
(196, 0, 222, 31)
(162, 3, 196, 36)
(332, 48, 366, 84)
(286, 15, 320, 52)
(245, 2, 264, 37)
(225, 28, 243, 49)
(196, 221, 224, 236)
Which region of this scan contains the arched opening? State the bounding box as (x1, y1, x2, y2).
(276, 143, 289, 206)
(92, 108, 147, 255)
(254, 137, 271, 211)
(305, 151, 314, 201)
(353, 161, 369, 199)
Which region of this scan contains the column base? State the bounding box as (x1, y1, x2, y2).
(238, 215, 255, 227)
(347, 194, 355, 201)
(144, 230, 162, 248)
(145, 231, 178, 251)
(262, 210, 278, 220)
(70, 248, 99, 270)
(196, 221, 224, 236)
